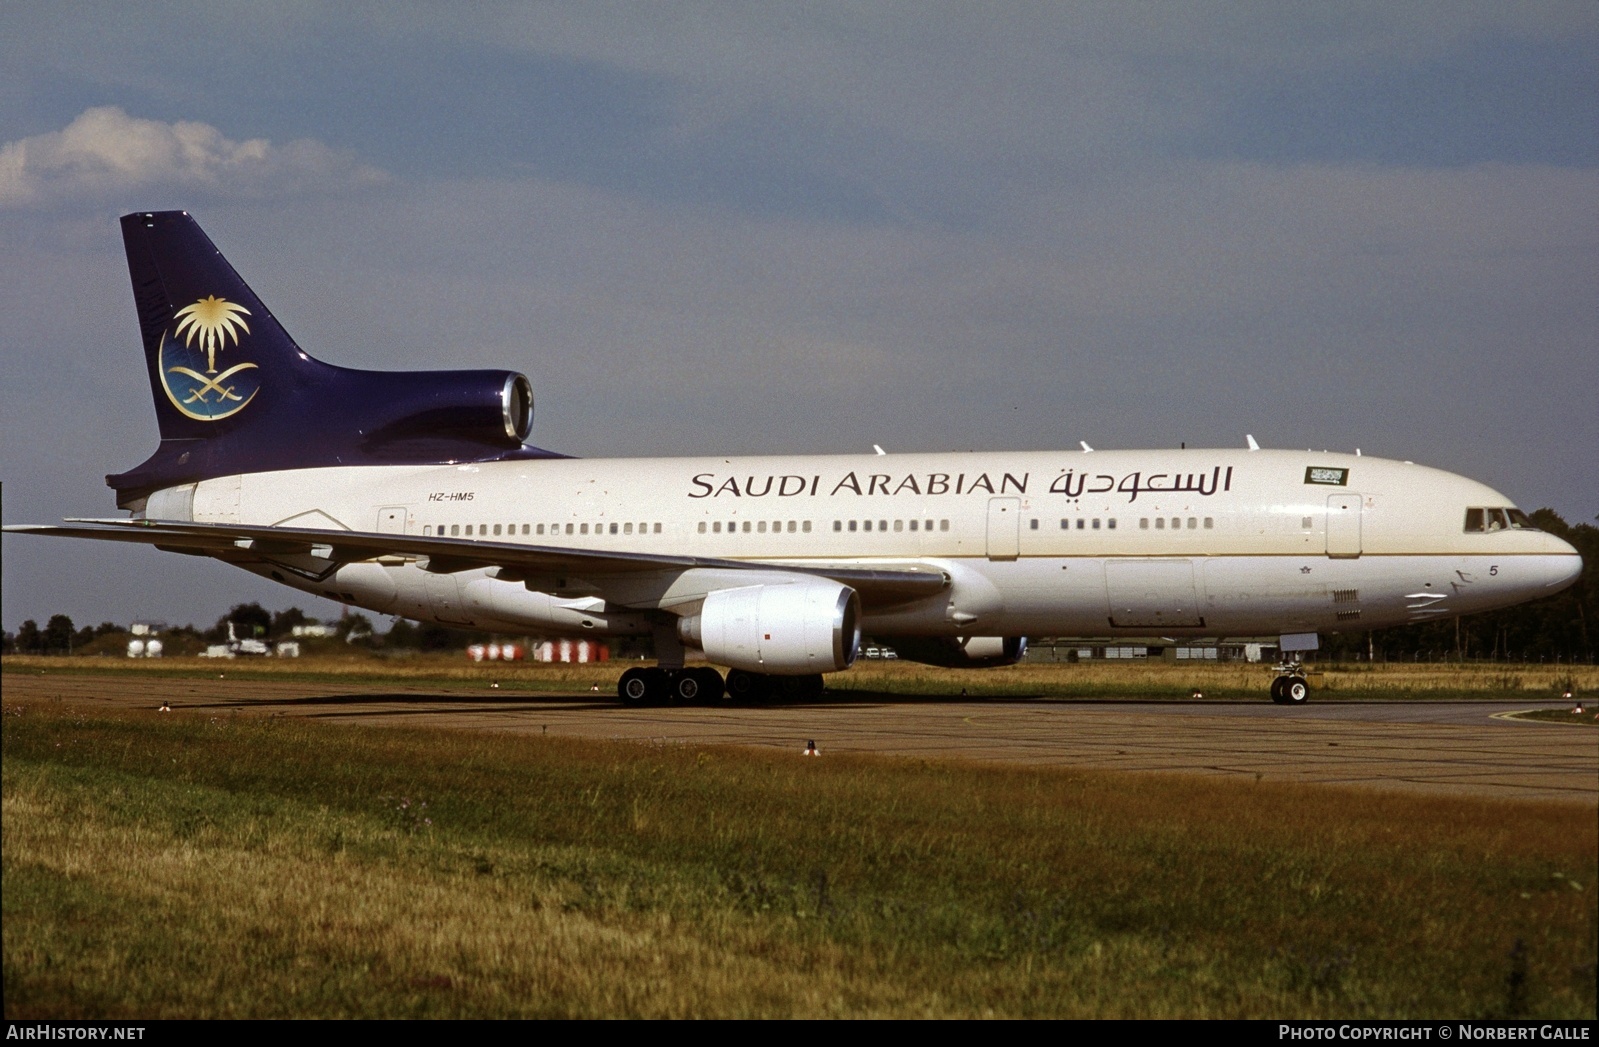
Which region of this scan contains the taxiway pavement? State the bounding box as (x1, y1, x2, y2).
(7, 672, 1595, 805)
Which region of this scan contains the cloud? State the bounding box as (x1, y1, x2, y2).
(0, 106, 387, 208)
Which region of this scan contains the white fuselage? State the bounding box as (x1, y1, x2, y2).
(162, 448, 1581, 643)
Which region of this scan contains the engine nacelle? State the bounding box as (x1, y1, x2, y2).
(679, 581, 861, 674)
(892, 635, 1028, 669)
(362, 370, 533, 449)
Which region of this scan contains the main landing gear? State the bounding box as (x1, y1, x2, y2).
(617, 666, 725, 706)
(1269, 659, 1310, 705)
(615, 667, 826, 706)
(726, 670, 825, 703)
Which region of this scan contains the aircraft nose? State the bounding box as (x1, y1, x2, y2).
(1536, 534, 1583, 593)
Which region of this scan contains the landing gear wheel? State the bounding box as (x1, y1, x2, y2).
(1269, 676, 1288, 704)
(671, 670, 703, 705)
(1282, 676, 1310, 705)
(693, 667, 725, 703)
(725, 669, 771, 703)
(642, 667, 670, 705)
(618, 667, 651, 706)
(772, 674, 825, 701)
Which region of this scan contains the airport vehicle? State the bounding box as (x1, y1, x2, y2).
(5, 212, 1583, 704)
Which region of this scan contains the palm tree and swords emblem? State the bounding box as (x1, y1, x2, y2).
(159, 295, 259, 421)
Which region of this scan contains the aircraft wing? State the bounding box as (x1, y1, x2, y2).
(4, 519, 949, 608)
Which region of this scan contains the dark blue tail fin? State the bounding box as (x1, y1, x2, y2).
(110, 212, 549, 506)
(122, 211, 309, 441)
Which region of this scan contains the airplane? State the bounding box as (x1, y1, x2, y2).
(4, 212, 1583, 705)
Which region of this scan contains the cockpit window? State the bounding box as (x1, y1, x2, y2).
(1506, 509, 1538, 530)
(1464, 507, 1540, 533)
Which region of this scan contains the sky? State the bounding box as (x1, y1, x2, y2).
(2, 2, 1596, 633)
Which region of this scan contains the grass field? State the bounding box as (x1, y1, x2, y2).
(8, 653, 1598, 702)
(3, 694, 1595, 1018)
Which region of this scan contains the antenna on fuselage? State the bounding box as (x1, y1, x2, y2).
(1246, 434, 1260, 451)
(1080, 441, 1094, 452)
(873, 444, 887, 456)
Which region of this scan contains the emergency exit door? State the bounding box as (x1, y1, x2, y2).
(986, 498, 1020, 560)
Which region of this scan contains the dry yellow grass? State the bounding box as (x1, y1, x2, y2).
(5, 701, 1595, 1018)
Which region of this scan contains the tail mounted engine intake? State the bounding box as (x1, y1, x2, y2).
(110, 211, 555, 506)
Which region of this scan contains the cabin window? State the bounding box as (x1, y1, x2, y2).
(1107, 518, 1116, 530)
(492, 524, 501, 536)
(1487, 508, 1509, 531)
(910, 520, 919, 532)
(878, 520, 887, 531)
(849, 520, 858, 532)
(713, 521, 722, 533)
(535, 524, 544, 535)
(1092, 518, 1101, 530)
(450, 524, 460, 536)
(1187, 518, 1197, 529)
(758, 521, 767, 533)
(1028, 519, 1037, 531)
(1204, 518, 1213, 529)
(834, 520, 842, 532)
(1172, 518, 1181, 530)
(897, 520, 906, 532)
(742, 521, 751, 533)
(1140, 518, 1149, 529)
(608, 522, 617, 535)
(940, 520, 950, 531)
(788, 521, 797, 533)
(1155, 518, 1165, 530)
(624, 522, 633, 535)
(423, 525, 432, 536)
(522, 524, 530, 535)
(698, 521, 707, 533)
(1077, 519, 1086, 530)
(654, 523, 662, 533)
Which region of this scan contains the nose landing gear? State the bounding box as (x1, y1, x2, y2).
(1269, 659, 1310, 704)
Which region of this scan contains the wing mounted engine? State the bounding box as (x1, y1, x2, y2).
(678, 581, 861, 674)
